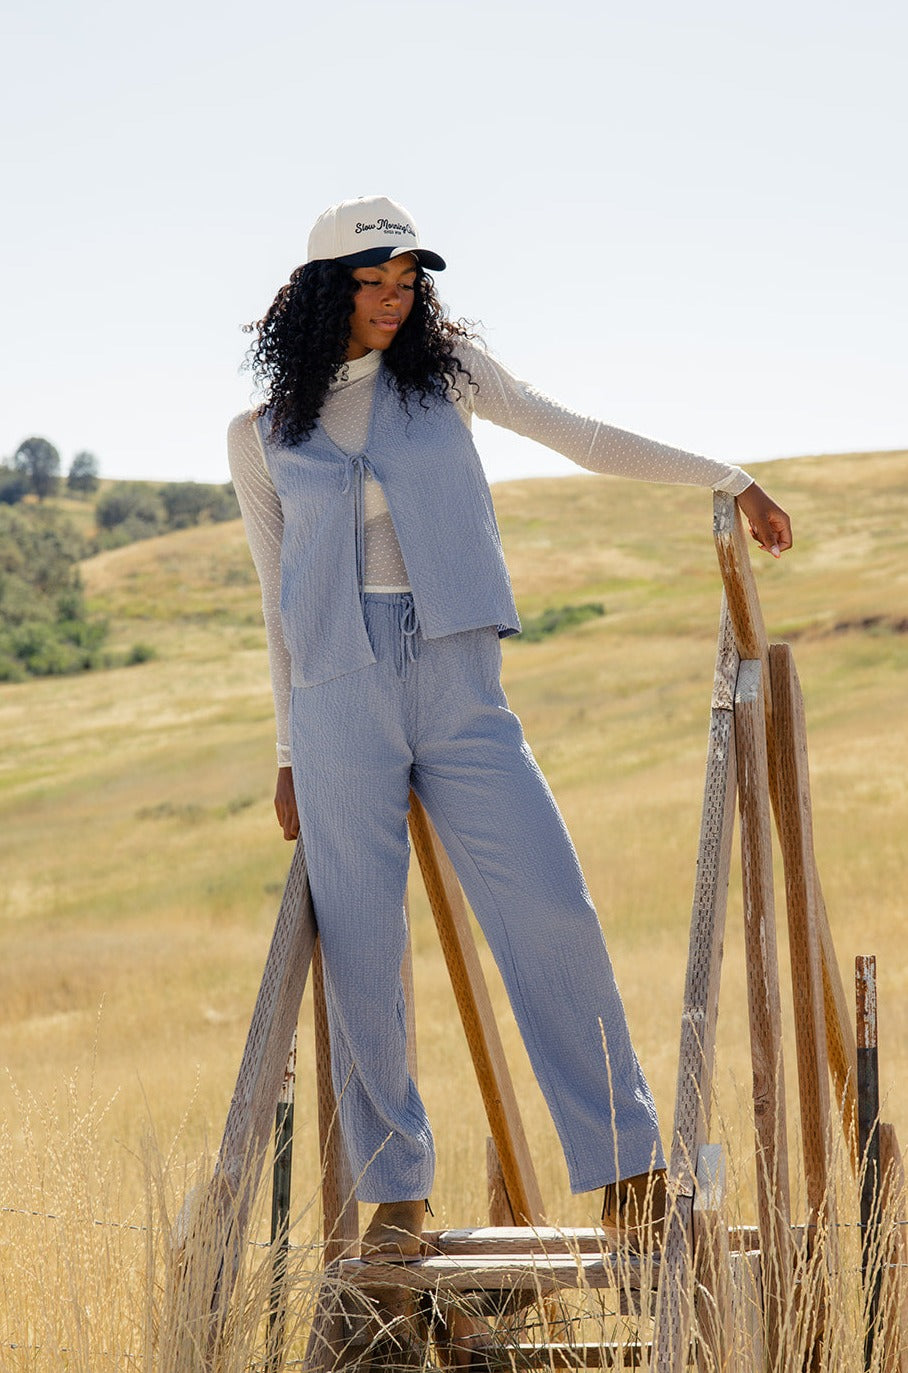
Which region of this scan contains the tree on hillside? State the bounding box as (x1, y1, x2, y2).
(96, 483, 164, 535)
(14, 436, 60, 501)
(208, 482, 241, 522)
(160, 481, 211, 528)
(0, 461, 30, 505)
(67, 451, 100, 495)
(0, 505, 106, 679)
(159, 481, 240, 528)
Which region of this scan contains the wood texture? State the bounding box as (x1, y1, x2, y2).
(408, 791, 544, 1225)
(339, 1250, 638, 1294)
(815, 886, 860, 1163)
(266, 1030, 296, 1369)
(735, 658, 792, 1353)
(312, 941, 359, 1264)
(656, 605, 737, 1373)
(486, 1136, 516, 1226)
(424, 1225, 632, 1256)
(717, 492, 858, 1169)
(651, 1196, 693, 1372)
(669, 601, 739, 1196)
(713, 492, 772, 728)
(303, 1264, 355, 1373)
(509, 1343, 649, 1368)
(693, 1145, 733, 1373)
(730, 1249, 765, 1371)
(715, 493, 857, 1159)
(215, 840, 316, 1199)
(769, 643, 832, 1228)
(173, 841, 316, 1355)
(857, 954, 885, 1369)
(768, 645, 859, 1172)
(879, 1124, 908, 1373)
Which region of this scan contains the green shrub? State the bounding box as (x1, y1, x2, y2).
(518, 602, 606, 642)
(160, 480, 240, 529)
(0, 505, 108, 677)
(67, 451, 100, 495)
(95, 484, 164, 535)
(0, 466, 30, 505)
(126, 642, 156, 665)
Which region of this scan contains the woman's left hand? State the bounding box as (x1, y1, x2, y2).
(735, 482, 793, 559)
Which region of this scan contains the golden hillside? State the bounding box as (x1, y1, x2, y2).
(2, 448, 906, 1229)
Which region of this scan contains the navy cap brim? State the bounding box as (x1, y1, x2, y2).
(333, 245, 446, 271)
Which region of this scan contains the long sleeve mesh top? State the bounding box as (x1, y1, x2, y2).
(228, 339, 753, 767)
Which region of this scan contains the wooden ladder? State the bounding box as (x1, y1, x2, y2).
(655, 493, 906, 1372)
(179, 492, 906, 1372)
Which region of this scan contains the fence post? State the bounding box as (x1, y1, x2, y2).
(856, 955, 883, 1370)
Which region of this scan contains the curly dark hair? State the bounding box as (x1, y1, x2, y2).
(243, 260, 477, 446)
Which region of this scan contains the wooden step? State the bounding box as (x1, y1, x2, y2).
(510, 1343, 651, 1368)
(425, 1226, 619, 1256)
(424, 1222, 760, 1256)
(340, 1249, 654, 1295)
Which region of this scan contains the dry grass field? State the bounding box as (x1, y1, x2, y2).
(1, 449, 906, 1367)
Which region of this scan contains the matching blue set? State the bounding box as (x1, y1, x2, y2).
(259, 367, 665, 1201)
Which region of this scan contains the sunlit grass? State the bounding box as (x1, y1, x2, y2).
(1, 450, 907, 1364)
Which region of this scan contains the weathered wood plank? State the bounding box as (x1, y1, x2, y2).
(768, 644, 832, 1229)
(715, 490, 859, 1172)
(879, 1123, 908, 1373)
(730, 1249, 765, 1371)
(487, 1136, 516, 1226)
(670, 600, 739, 1196)
(312, 941, 359, 1265)
(510, 1343, 649, 1368)
(172, 842, 316, 1359)
(408, 791, 545, 1225)
(651, 1196, 693, 1372)
(693, 1144, 733, 1373)
(425, 1226, 630, 1256)
(735, 658, 792, 1360)
(816, 882, 860, 1164)
(215, 840, 316, 1200)
(713, 492, 772, 727)
(717, 493, 858, 1168)
(342, 1251, 643, 1294)
(857, 954, 885, 1370)
(657, 604, 737, 1373)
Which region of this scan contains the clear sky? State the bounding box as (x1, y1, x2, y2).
(2, 0, 905, 486)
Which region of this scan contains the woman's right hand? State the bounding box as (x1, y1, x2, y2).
(274, 766, 300, 841)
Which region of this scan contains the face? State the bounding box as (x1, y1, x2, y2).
(346, 253, 418, 360)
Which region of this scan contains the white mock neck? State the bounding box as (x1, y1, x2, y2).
(330, 350, 382, 391)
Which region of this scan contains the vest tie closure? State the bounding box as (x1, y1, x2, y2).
(340, 452, 375, 595)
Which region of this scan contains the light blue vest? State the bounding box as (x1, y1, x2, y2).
(258, 365, 521, 686)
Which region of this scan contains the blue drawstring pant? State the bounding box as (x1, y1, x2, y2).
(290, 594, 665, 1203)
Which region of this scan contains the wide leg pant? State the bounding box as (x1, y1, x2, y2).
(290, 594, 665, 1203)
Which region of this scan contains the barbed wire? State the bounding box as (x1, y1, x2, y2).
(4, 1201, 908, 1237)
(0, 1204, 305, 1251)
(3, 1201, 907, 1363)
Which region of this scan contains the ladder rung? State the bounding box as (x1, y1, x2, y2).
(506, 1343, 651, 1368)
(426, 1226, 617, 1256)
(340, 1250, 653, 1294)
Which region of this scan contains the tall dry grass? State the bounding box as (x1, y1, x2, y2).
(1, 451, 907, 1365)
(1, 1072, 905, 1369)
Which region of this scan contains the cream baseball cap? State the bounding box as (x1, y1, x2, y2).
(306, 195, 446, 271)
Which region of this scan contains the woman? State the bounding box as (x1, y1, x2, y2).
(228, 195, 792, 1257)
